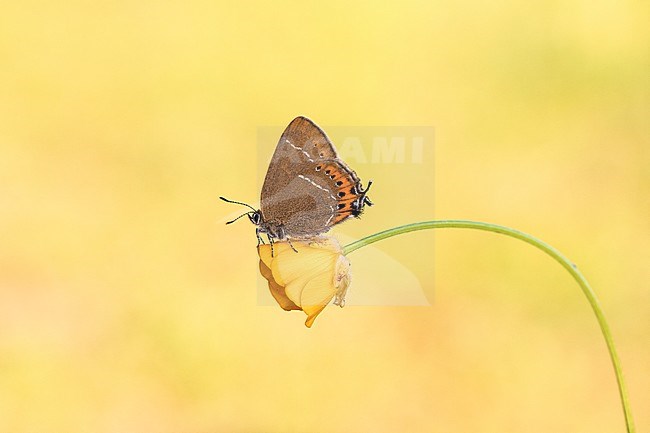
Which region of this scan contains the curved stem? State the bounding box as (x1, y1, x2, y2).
(344, 220, 635, 433)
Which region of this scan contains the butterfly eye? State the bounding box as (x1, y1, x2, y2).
(248, 211, 261, 225)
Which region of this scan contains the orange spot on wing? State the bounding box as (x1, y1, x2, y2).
(333, 211, 353, 224)
(320, 162, 365, 226)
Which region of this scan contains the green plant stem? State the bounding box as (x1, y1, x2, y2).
(343, 220, 634, 433)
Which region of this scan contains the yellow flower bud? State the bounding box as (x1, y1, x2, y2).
(258, 237, 351, 327)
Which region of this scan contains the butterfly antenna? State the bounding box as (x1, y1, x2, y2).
(219, 196, 257, 212)
(226, 211, 253, 225)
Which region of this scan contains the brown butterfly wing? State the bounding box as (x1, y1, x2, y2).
(260, 117, 336, 230)
(278, 116, 338, 160)
(261, 117, 334, 206)
(260, 117, 370, 238)
(266, 166, 339, 238)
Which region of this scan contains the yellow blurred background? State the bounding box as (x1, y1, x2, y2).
(0, 1, 648, 432)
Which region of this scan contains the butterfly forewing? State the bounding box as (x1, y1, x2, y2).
(279, 116, 338, 160)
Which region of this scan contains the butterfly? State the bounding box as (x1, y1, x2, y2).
(222, 116, 372, 250)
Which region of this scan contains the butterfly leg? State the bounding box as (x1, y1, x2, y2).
(267, 233, 275, 257)
(286, 237, 298, 253)
(276, 225, 298, 253)
(255, 228, 265, 246)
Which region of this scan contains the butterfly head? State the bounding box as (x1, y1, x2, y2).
(248, 210, 262, 226)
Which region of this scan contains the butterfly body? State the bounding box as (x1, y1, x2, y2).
(253, 116, 372, 243)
